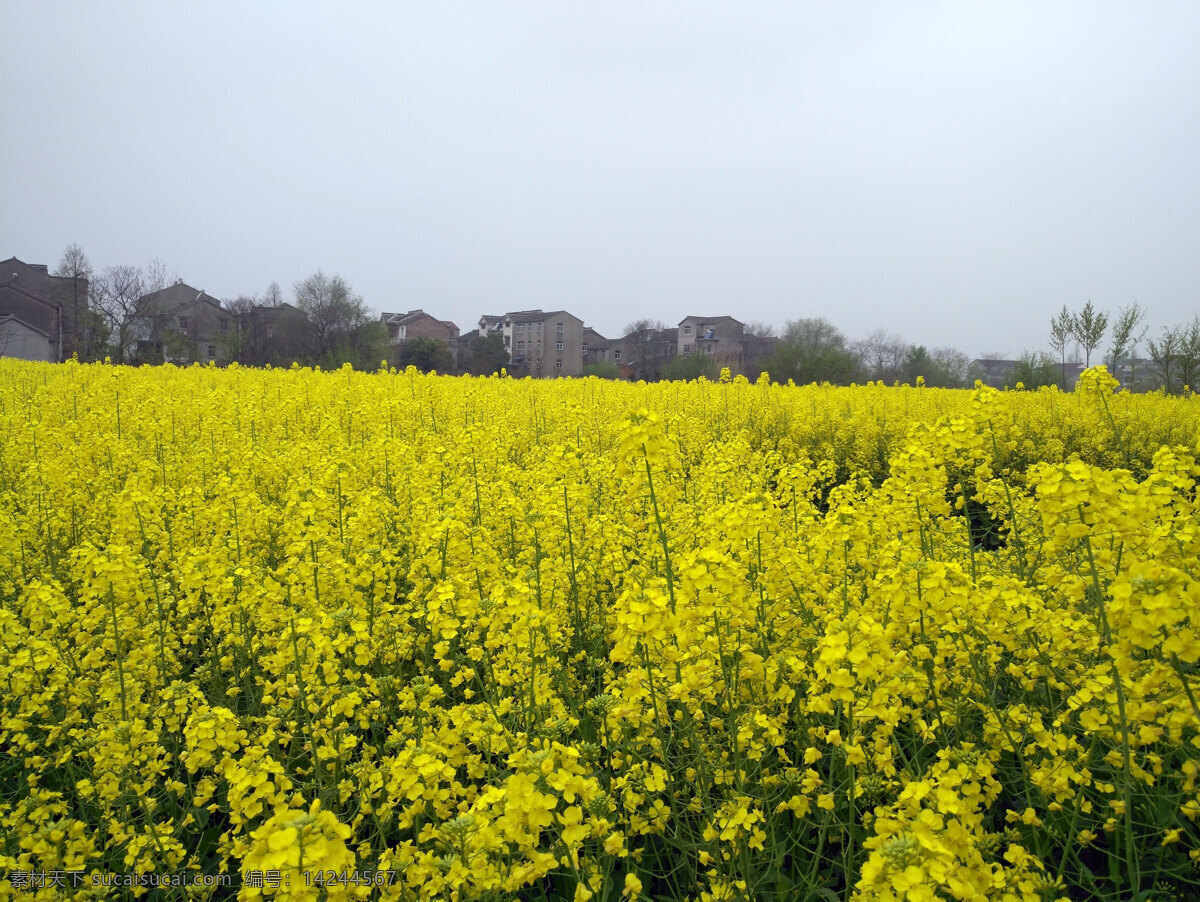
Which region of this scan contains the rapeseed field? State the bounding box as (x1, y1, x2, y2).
(0, 359, 1197, 901)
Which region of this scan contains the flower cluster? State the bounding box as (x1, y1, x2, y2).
(0, 358, 1197, 900)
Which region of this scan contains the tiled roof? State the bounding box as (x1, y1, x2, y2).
(679, 315, 743, 326)
(0, 312, 51, 338)
(141, 282, 223, 311)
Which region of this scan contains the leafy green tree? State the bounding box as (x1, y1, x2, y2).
(1107, 302, 1148, 387)
(159, 329, 200, 364)
(1011, 351, 1061, 389)
(766, 318, 855, 384)
(1071, 300, 1108, 368)
(466, 334, 509, 375)
(1178, 316, 1200, 393)
(1049, 304, 1074, 387)
(912, 347, 971, 388)
(397, 337, 454, 373)
(342, 321, 390, 371)
(662, 352, 718, 381)
(582, 362, 620, 379)
(1147, 325, 1182, 393)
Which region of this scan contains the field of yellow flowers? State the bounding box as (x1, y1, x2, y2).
(0, 359, 1198, 901)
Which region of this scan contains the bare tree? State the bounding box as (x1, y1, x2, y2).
(262, 281, 284, 307)
(293, 271, 370, 362)
(54, 243, 91, 280)
(930, 347, 972, 388)
(743, 321, 777, 338)
(852, 328, 908, 382)
(90, 265, 147, 363)
(1071, 300, 1108, 368)
(623, 318, 666, 336)
(225, 295, 257, 317)
(53, 243, 94, 358)
(142, 256, 180, 295)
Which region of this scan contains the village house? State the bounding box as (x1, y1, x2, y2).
(0, 281, 62, 361)
(678, 315, 745, 368)
(232, 302, 310, 366)
(476, 314, 504, 340)
(380, 310, 459, 344)
(582, 326, 612, 367)
(0, 257, 90, 359)
(0, 312, 55, 361)
(614, 326, 677, 380)
(137, 282, 227, 364)
(1111, 357, 1155, 392)
(474, 309, 543, 352)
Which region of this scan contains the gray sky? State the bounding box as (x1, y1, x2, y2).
(3, 2, 1198, 356)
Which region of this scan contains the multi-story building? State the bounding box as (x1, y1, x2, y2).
(500, 309, 586, 377)
(137, 282, 227, 363)
(677, 315, 745, 367)
(0, 257, 90, 359)
(234, 303, 311, 366)
(477, 315, 504, 339)
(0, 281, 61, 361)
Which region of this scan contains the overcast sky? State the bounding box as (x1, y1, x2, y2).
(3, 2, 1197, 356)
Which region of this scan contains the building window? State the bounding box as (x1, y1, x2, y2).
(683, 343, 692, 354)
(207, 345, 216, 358)
(555, 359, 563, 370)
(614, 350, 621, 361)
(684, 325, 692, 335)
(537, 340, 542, 349)
(556, 340, 563, 351)
(219, 317, 229, 332)
(582, 343, 588, 352)
(517, 340, 524, 350)
(178, 316, 189, 331)
(556, 322, 563, 333)
(537, 322, 543, 332)
(517, 323, 524, 332)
